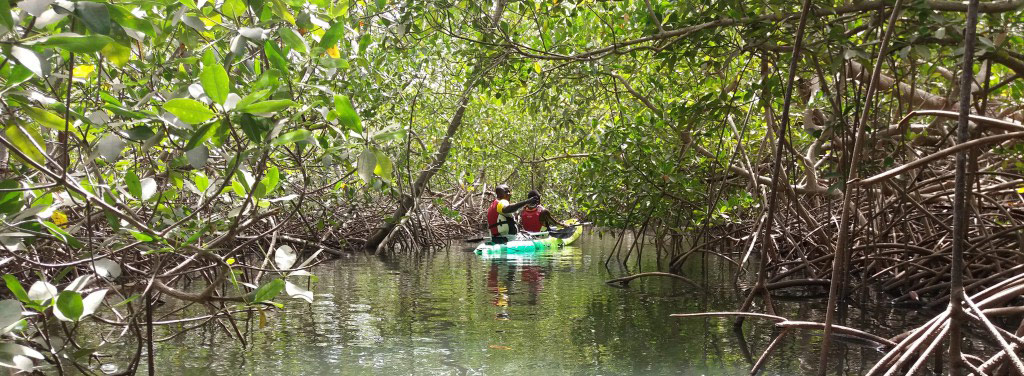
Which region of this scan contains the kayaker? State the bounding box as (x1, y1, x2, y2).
(520, 190, 566, 233)
(486, 184, 538, 241)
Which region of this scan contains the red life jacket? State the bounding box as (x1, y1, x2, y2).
(521, 205, 545, 232)
(487, 199, 516, 236)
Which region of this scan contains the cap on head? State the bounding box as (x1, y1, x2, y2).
(527, 190, 540, 199)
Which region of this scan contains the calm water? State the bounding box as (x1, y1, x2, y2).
(97, 233, 929, 375)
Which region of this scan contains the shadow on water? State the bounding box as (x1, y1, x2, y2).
(97, 232, 927, 375)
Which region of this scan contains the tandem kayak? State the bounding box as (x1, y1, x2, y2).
(473, 219, 585, 254)
(474, 234, 562, 254)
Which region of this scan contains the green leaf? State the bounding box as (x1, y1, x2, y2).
(4, 124, 45, 165)
(130, 231, 154, 242)
(263, 166, 279, 193)
(124, 126, 155, 141)
(40, 34, 114, 53)
(334, 95, 362, 133)
(200, 63, 230, 105)
(55, 291, 83, 321)
(0, 180, 22, 215)
(231, 179, 246, 197)
(237, 99, 293, 114)
(125, 170, 142, 198)
(272, 129, 310, 146)
(374, 151, 392, 181)
(75, 2, 112, 35)
(0, 0, 13, 33)
(178, 0, 198, 9)
(193, 172, 210, 193)
(264, 41, 289, 75)
(269, 0, 295, 24)
(163, 98, 216, 124)
(251, 278, 285, 303)
(358, 34, 371, 55)
(23, 107, 65, 131)
(235, 89, 271, 110)
(279, 28, 307, 54)
(319, 22, 345, 49)
(184, 121, 215, 150)
(101, 42, 131, 67)
(221, 0, 247, 18)
(43, 222, 82, 249)
(372, 126, 406, 141)
(107, 5, 155, 38)
(238, 113, 270, 142)
(357, 149, 376, 184)
(3, 275, 30, 303)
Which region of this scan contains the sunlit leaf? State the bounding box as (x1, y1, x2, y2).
(200, 63, 230, 105)
(193, 172, 210, 193)
(357, 149, 376, 184)
(26, 281, 57, 304)
(81, 289, 107, 318)
(139, 177, 156, 200)
(91, 258, 121, 279)
(263, 166, 279, 193)
(238, 99, 294, 114)
(221, 0, 246, 18)
(272, 129, 310, 146)
(4, 124, 45, 165)
(101, 42, 132, 67)
(163, 98, 215, 124)
(17, 0, 52, 17)
(274, 245, 296, 269)
(284, 281, 313, 303)
(373, 151, 393, 182)
(22, 107, 65, 131)
(334, 95, 361, 133)
(10, 46, 45, 77)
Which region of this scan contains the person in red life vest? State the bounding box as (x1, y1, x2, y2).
(519, 190, 566, 233)
(486, 184, 537, 242)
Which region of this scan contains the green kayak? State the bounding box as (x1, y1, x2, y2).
(473, 219, 585, 254)
(474, 234, 562, 254)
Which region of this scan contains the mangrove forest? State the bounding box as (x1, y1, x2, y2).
(0, 0, 1023, 374)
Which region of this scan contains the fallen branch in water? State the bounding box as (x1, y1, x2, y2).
(605, 272, 698, 287)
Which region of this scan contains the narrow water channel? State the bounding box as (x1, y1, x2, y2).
(127, 233, 927, 375)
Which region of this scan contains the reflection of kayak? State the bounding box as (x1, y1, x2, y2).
(473, 219, 584, 254)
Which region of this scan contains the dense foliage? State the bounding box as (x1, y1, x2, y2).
(0, 0, 1023, 373)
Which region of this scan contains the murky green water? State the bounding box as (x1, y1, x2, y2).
(103, 233, 926, 375)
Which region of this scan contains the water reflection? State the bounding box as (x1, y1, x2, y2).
(87, 233, 917, 375)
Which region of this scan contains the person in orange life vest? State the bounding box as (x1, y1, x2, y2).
(519, 190, 566, 233)
(486, 184, 538, 241)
